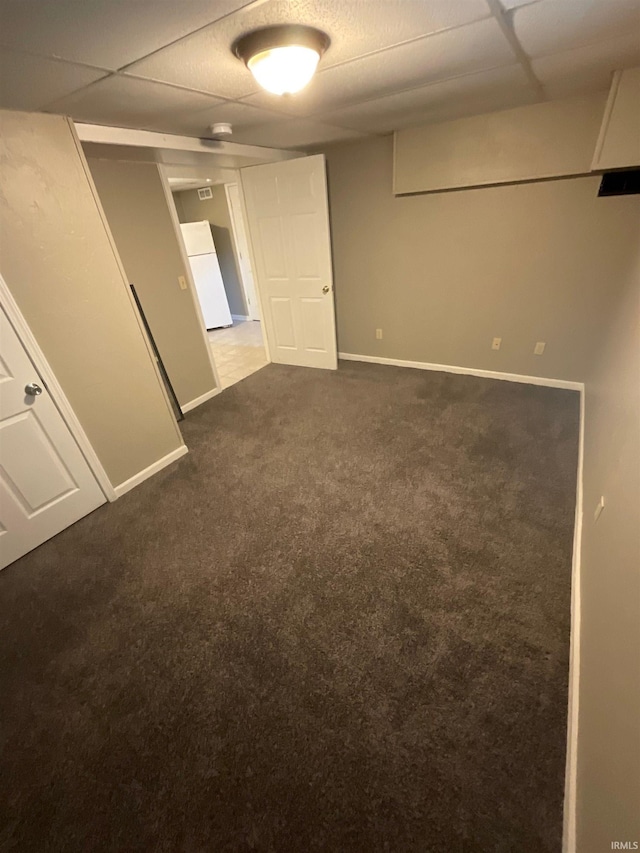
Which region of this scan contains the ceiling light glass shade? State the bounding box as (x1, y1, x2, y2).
(233, 26, 330, 96)
(247, 45, 320, 95)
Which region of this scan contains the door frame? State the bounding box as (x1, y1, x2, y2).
(158, 164, 223, 402)
(235, 172, 272, 363)
(224, 181, 260, 323)
(0, 274, 116, 502)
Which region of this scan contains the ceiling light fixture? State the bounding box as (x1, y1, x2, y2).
(232, 25, 330, 96)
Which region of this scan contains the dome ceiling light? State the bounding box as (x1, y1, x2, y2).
(232, 25, 330, 96)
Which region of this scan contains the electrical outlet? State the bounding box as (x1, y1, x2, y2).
(178, 276, 188, 290)
(492, 337, 502, 351)
(534, 341, 546, 355)
(594, 496, 605, 522)
(376, 328, 383, 340)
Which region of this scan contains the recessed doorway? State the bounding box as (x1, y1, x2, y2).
(170, 176, 269, 391)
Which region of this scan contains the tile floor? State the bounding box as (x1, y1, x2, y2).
(208, 319, 268, 390)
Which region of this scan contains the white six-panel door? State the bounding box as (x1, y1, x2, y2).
(240, 155, 338, 370)
(0, 306, 105, 569)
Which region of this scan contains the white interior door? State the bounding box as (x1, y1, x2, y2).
(240, 155, 337, 369)
(0, 307, 105, 569)
(225, 183, 260, 322)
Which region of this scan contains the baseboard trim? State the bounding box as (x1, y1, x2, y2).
(563, 387, 585, 853)
(181, 387, 220, 413)
(113, 445, 189, 498)
(231, 314, 250, 322)
(338, 352, 585, 391)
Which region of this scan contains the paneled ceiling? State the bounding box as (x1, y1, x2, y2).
(0, 0, 639, 150)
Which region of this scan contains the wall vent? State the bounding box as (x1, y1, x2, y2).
(598, 168, 640, 196)
(198, 187, 213, 200)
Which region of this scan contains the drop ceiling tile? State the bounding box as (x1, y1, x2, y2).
(513, 0, 640, 59)
(230, 118, 367, 149)
(125, 0, 492, 99)
(43, 75, 223, 130)
(244, 18, 518, 118)
(318, 65, 538, 134)
(0, 0, 257, 70)
(0, 48, 107, 110)
(499, 0, 541, 9)
(143, 101, 290, 137)
(533, 31, 640, 98)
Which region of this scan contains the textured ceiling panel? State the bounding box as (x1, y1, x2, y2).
(142, 100, 289, 137)
(513, 0, 640, 59)
(318, 65, 536, 133)
(0, 48, 107, 110)
(229, 118, 365, 149)
(533, 31, 640, 98)
(499, 0, 541, 9)
(125, 0, 491, 98)
(44, 76, 223, 129)
(0, 0, 638, 149)
(123, 38, 258, 100)
(243, 18, 517, 117)
(0, 0, 256, 70)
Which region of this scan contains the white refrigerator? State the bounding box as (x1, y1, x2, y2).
(180, 221, 232, 329)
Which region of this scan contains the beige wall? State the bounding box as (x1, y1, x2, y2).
(0, 111, 183, 487)
(323, 135, 640, 382)
(394, 92, 607, 194)
(87, 158, 216, 408)
(577, 246, 640, 850)
(175, 186, 247, 316)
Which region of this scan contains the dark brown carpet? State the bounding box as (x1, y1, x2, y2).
(0, 361, 579, 853)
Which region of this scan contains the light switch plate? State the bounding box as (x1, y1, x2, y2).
(178, 276, 188, 290)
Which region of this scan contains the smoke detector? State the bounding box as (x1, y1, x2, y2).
(210, 123, 233, 138)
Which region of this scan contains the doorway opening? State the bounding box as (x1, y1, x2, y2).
(170, 177, 269, 391)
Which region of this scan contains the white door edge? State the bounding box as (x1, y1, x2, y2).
(235, 173, 272, 363)
(224, 182, 260, 323)
(0, 273, 116, 502)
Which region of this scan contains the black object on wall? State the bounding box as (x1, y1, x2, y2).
(598, 168, 640, 197)
(130, 283, 184, 422)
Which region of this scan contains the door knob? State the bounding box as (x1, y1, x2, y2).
(322, 285, 330, 294)
(25, 383, 43, 396)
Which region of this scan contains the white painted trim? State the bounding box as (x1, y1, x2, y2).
(338, 352, 585, 391)
(113, 445, 188, 498)
(181, 387, 220, 413)
(563, 387, 585, 853)
(0, 273, 117, 502)
(231, 314, 250, 322)
(74, 123, 301, 163)
(157, 163, 222, 394)
(591, 69, 621, 171)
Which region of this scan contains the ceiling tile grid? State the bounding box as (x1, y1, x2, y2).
(316, 64, 538, 134)
(0, 0, 638, 148)
(242, 18, 518, 118)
